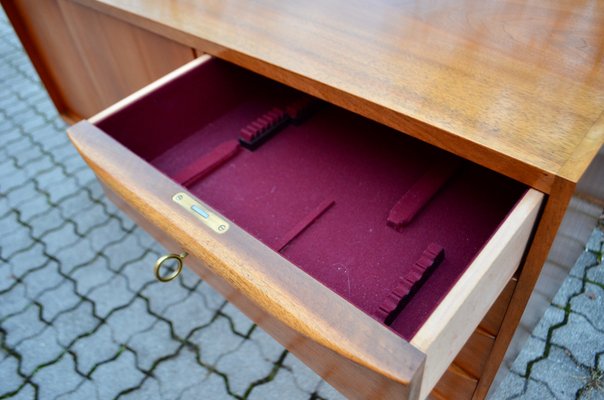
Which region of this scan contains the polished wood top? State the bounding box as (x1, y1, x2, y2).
(78, 0, 604, 192)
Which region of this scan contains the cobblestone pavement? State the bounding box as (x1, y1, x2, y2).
(492, 226, 604, 400)
(0, 9, 344, 400)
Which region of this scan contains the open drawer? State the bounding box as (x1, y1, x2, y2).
(67, 55, 543, 399)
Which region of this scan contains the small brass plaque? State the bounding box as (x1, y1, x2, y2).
(172, 192, 230, 234)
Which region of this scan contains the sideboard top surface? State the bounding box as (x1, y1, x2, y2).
(79, 0, 604, 191)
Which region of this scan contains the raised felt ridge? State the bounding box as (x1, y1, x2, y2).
(239, 107, 289, 149)
(375, 243, 445, 323)
(387, 158, 462, 230)
(273, 198, 336, 252)
(173, 139, 241, 186)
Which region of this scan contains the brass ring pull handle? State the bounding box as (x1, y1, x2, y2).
(154, 252, 188, 282)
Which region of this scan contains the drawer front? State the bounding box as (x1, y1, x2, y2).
(101, 181, 422, 400)
(68, 56, 543, 399)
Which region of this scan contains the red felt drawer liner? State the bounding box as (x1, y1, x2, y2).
(97, 59, 526, 340)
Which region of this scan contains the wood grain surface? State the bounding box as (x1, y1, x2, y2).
(71, 0, 604, 192)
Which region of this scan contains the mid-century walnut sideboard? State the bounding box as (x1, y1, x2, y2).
(3, 0, 603, 399)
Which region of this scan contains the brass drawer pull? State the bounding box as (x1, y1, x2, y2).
(154, 252, 188, 282)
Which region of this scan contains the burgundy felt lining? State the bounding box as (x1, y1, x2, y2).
(96, 59, 526, 341)
(387, 158, 461, 231)
(175, 140, 240, 187)
(375, 243, 444, 323)
(273, 198, 335, 252)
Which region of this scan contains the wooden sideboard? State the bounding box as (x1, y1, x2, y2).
(3, 0, 603, 399)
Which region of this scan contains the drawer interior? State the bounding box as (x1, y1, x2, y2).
(96, 59, 526, 340)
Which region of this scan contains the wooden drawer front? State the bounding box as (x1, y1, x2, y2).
(430, 364, 478, 400)
(68, 56, 543, 399)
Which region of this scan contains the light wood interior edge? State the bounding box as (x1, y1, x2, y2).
(411, 189, 543, 399)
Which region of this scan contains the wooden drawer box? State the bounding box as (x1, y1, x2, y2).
(67, 55, 543, 399)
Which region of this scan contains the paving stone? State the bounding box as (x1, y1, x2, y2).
(72, 165, 96, 187)
(2, 305, 45, 347)
(7, 241, 47, 279)
(509, 336, 547, 377)
(86, 219, 128, 253)
(195, 281, 226, 311)
(531, 305, 566, 341)
(251, 326, 285, 362)
(3, 181, 38, 209)
(53, 301, 99, 347)
(42, 223, 80, 255)
(179, 373, 231, 400)
(550, 312, 604, 367)
(32, 354, 83, 400)
(13, 145, 42, 166)
(178, 267, 202, 291)
(587, 229, 604, 252)
(529, 345, 586, 398)
(0, 284, 30, 320)
(0, 356, 23, 396)
(190, 317, 244, 365)
(52, 238, 96, 275)
(106, 297, 156, 343)
(128, 320, 180, 371)
(153, 347, 209, 399)
(61, 155, 86, 176)
(0, 263, 16, 292)
(133, 227, 162, 250)
(120, 252, 158, 293)
(22, 261, 63, 299)
(221, 302, 254, 336)
(248, 366, 308, 400)
(103, 233, 147, 273)
(56, 380, 99, 400)
(282, 353, 322, 394)
(1, 168, 29, 194)
(588, 264, 604, 288)
(72, 324, 120, 375)
(570, 282, 604, 331)
(15, 325, 64, 376)
(87, 274, 134, 318)
(71, 202, 110, 236)
(14, 191, 52, 221)
(489, 371, 527, 400)
(163, 291, 216, 339)
(91, 350, 145, 400)
(57, 190, 97, 220)
(0, 216, 31, 257)
(316, 380, 346, 400)
(215, 339, 276, 396)
(570, 251, 597, 279)
(551, 275, 583, 307)
(37, 280, 81, 321)
(8, 384, 34, 400)
(22, 155, 55, 180)
(71, 257, 115, 296)
(521, 378, 559, 400)
(142, 277, 191, 315)
(120, 377, 162, 400)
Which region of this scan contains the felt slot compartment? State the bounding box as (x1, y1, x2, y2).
(387, 158, 462, 230)
(375, 243, 445, 324)
(97, 58, 527, 341)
